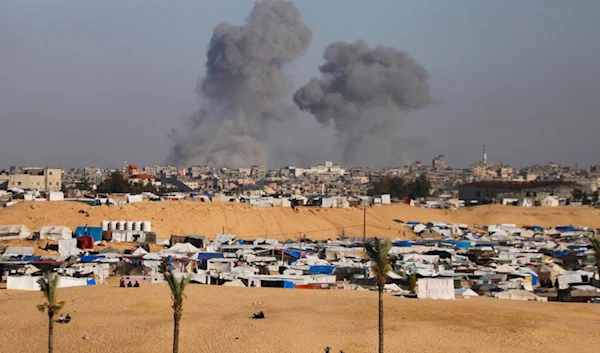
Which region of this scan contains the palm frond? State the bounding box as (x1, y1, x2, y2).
(162, 270, 191, 315)
(365, 237, 392, 287)
(36, 272, 62, 316)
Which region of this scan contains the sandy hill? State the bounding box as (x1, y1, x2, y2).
(1, 283, 599, 353)
(1, 201, 600, 241)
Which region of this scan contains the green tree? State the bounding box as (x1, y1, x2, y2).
(164, 270, 191, 353)
(36, 273, 65, 353)
(365, 238, 392, 353)
(96, 171, 134, 194)
(369, 175, 431, 199)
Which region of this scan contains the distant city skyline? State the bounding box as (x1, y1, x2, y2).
(2, 1, 599, 169)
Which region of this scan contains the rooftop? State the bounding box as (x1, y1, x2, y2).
(461, 181, 580, 190)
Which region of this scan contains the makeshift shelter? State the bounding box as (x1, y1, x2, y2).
(455, 288, 479, 296)
(2, 247, 35, 257)
(0, 225, 31, 240)
(131, 247, 148, 256)
(77, 236, 95, 250)
(37, 226, 72, 240)
(417, 277, 455, 300)
(75, 226, 103, 244)
(541, 196, 559, 207)
(59, 238, 78, 257)
(162, 242, 200, 254)
(495, 289, 547, 301)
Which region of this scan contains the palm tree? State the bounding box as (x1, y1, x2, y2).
(37, 273, 64, 353)
(365, 237, 392, 353)
(163, 270, 191, 353)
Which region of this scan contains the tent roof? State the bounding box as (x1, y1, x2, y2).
(163, 242, 200, 254)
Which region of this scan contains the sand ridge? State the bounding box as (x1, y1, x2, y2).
(1, 201, 600, 241)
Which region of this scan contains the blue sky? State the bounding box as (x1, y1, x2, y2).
(1, 0, 599, 169)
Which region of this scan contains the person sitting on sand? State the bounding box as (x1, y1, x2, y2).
(119, 278, 125, 287)
(134, 281, 140, 287)
(64, 314, 71, 324)
(127, 281, 133, 288)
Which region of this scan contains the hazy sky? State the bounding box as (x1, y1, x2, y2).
(1, 0, 599, 170)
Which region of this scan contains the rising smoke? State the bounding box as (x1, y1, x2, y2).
(167, 0, 312, 167)
(294, 40, 432, 166)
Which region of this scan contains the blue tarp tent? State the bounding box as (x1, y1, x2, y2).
(80, 255, 105, 263)
(75, 226, 103, 243)
(556, 226, 575, 232)
(309, 265, 335, 275)
(87, 278, 96, 285)
(195, 252, 225, 262)
(283, 280, 295, 289)
(392, 241, 413, 247)
(23, 256, 42, 262)
(283, 249, 303, 259)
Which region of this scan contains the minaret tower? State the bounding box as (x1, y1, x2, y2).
(483, 146, 487, 165)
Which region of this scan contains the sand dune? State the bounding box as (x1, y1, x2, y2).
(1, 201, 600, 241)
(1, 283, 599, 353)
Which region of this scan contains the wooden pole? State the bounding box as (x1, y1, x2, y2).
(363, 204, 367, 245)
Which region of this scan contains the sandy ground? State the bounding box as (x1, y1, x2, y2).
(1, 201, 600, 243)
(1, 282, 600, 353)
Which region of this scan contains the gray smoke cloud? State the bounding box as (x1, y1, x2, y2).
(294, 40, 432, 166)
(168, 0, 312, 167)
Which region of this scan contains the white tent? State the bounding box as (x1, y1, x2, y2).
(2, 247, 35, 257)
(455, 288, 479, 297)
(495, 289, 546, 301)
(417, 277, 455, 300)
(131, 247, 149, 256)
(37, 226, 72, 240)
(541, 196, 559, 207)
(0, 224, 31, 240)
(516, 199, 532, 207)
(162, 242, 200, 254)
(58, 238, 77, 257)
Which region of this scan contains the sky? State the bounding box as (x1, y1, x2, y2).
(1, 0, 599, 170)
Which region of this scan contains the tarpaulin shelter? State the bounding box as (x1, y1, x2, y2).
(58, 238, 77, 256)
(77, 236, 94, 250)
(495, 289, 547, 301)
(2, 247, 35, 257)
(417, 277, 455, 300)
(0, 225, 31, 240)
(162, 242, 200, 254)
(75, 226, 103, 243)
(309, 265, 335, 275)
(194, 252, 224, 262)
(37, 226, 72, 240)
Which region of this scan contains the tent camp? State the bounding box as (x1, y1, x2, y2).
(37, 226, 72, 240)
(0, 225, 31, 240)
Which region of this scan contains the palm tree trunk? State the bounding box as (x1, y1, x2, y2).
(173, 312, 180, 353)
(378, 287, 384, 353)
(48, 313, 54, 353)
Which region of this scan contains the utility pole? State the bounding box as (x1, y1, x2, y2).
(363, 204, 367, 246)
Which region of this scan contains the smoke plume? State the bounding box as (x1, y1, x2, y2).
(168, 0, 312, 167)
(294, 40, 432, 166)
